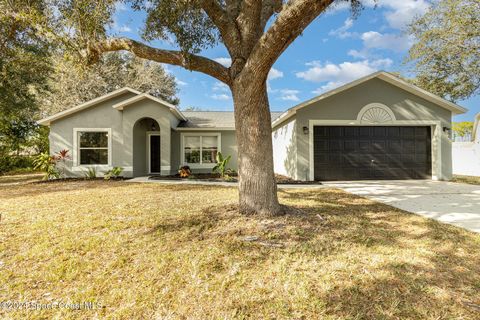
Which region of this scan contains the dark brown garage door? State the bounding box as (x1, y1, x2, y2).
(313, 126, 432, 181)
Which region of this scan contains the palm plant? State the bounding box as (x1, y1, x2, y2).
(33, 153, 59, 180)
(212, 152, 231, 178)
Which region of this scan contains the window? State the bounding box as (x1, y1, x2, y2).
(183, 134, 219, 165)
(78, 131, 109, 165)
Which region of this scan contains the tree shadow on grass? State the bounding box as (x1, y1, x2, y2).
(144, 188, 480, 318)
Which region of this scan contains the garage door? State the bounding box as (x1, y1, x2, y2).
(313, 126, 432, 181)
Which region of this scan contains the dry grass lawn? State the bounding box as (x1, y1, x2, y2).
(452, 174, 480, 185)
(0, 175, 479, 319)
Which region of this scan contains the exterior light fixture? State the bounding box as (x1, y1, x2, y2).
(303, 126, 309, 135)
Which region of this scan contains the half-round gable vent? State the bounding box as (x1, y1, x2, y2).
(357, 103, 396, 124)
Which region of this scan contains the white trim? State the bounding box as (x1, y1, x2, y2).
(180, 132, 221, 169)
(272, 71, 467, 128)
(357, 103, 396, 123)
(307, 120, 443, 181)
(38, 87, 140, 125)
(73, 128, 112, 169)
(112, 93, 186, 121)
(146, 131, 161, 174)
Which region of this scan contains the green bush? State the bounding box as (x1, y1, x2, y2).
(104, 167, 123, 180)
(32, 153, 59, 180)
(84, 167, 98, 179)
(0, 155, 35, 174)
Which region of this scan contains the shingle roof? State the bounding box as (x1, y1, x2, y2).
(179, 111, 284, 128)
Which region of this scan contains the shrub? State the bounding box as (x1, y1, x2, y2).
(33, 153, 59, 180)
(84, 167, 97, 179)
(212, 152, 232, 178)
(104, 167, 123, 180)
(0, 155, 35, 174)
(53, 149, 71, 178)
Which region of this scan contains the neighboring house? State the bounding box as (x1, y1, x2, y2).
(39, 71, 466, 181)
(453, 113, 480, 176)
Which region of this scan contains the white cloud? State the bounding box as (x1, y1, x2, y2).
(213, 81, 229, 91)
(279, 89, 300, 101)
(115, 2, 128, 12)
(328, 18, 355, 39)
(361, 31, 413, 52)
(175, 79, 187, 86)
(380, 0, 430, 30)
(327, 0, 430, 30)
(296, 59, 393, 94)
(111, 21, 132, 33)
(348, 49, 369, 59)
(214, 57, 232, 67)
(211, 93, 231, 101)
(268, 67, 284, 80)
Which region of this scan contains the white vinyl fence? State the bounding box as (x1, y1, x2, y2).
(453, 142, 480, 176)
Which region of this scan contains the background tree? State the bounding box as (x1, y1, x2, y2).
(0, 0, 52, 170)
(407, 0, 480, 101)
(8, 0, 365, 215)
(452, 121, 474, 139)
(42, 52, 179, 116)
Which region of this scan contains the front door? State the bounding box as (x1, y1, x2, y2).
(148, 133, 161, 174)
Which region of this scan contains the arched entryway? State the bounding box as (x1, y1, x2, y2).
(133, 117, 160, 176)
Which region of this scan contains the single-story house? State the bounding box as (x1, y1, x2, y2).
(39, 71, 466, 181)
(453, 113, 480, 176)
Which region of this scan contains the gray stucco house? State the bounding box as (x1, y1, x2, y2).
(39, 71, 466, 181)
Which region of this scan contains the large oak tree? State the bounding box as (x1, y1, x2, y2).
(6, 0, 364, 215)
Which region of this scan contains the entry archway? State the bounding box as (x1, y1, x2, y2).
(133, 117, 160, 176)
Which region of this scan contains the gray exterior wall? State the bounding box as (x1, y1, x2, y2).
(292, 78, 453, 180)
(50, 92, 137, 177)
(49, 93, 238, 177)
(49, 93, 181, 177)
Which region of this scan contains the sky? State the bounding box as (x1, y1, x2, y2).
(111, 0, 479, 122)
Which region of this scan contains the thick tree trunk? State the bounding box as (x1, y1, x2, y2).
(232, 77, 283, 216)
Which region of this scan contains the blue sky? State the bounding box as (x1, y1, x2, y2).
(111, 0, 479, 122)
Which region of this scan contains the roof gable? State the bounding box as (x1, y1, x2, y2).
(112, 93, 186, 121)
(272, 71, 467, 127)
(38, 87, 141, 125)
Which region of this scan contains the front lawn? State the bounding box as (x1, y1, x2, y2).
(452, 174, 480, 185)
(0, 177, 479, 319)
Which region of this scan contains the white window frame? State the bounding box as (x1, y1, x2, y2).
(73, 128, 112, 170)
(180, 133, 221, 169)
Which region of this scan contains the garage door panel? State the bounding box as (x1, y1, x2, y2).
(313, 126, 432, 181)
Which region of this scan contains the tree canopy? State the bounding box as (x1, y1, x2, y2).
(42, 52, 179, 116)
(0, 0, 52, 155)
(407, 0, 480, 101)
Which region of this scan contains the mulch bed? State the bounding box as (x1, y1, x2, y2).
(149, 173, 322, 185)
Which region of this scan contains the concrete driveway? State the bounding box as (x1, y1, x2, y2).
(323, 180, 480, 233)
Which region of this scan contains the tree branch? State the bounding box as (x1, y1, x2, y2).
(260, 0, 283, 31)
(87, 37, 231, 85)
(199, 0, 241, 54)
(246, 0, 335, 77)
